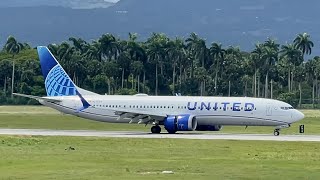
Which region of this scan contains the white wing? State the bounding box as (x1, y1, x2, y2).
(92, 106, 167, 124)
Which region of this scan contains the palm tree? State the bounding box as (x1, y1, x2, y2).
(210, 42, 225, 95)
(166, 38, 186, 94)
(146, 33, 168, 95)
(124, 33, 147, 91)
(48, 44, 59, 57)
(295, 64, 305, 108)
(0, 59, 12, 94)
(306, 57, 320, 108)
(98, 33, 119, 61)
(261, 46, 278, 98)
(294, 33, 314, 57)
(83, 44, 100, 61)
(70, 54, 85, 86)
(194, 67, 207, 96)
(264, 38, 279, 51)
(57, 42, 74, 61)
(262, 39, 279, 98)
(185, 33, 207, 68)
(117, 51, 131, 88)
(4, 36, 24, 98)
(131, 61, 144, 92)
(280, 44, 303, 92)
(225, 46, 244, 96)
(69, 37, 88, 54)
(251, 44, 265, 97)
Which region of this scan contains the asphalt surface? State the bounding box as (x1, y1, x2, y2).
(0, 129, 319, 142)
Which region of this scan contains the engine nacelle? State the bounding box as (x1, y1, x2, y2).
(164, 114, 197, 133)
(196, 125, 223, 131)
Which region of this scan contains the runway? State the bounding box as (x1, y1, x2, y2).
(0, 129, 319, 142)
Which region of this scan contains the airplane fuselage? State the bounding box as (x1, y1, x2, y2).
(40, 94, 303, 127)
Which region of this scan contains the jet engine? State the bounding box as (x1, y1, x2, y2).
(163, 115, 197, 133)
(196, 125, 223, 131)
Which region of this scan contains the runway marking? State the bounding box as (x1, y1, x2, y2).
(0, 129, 319, 142)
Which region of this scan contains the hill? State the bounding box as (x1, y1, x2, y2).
(0, 0, 319, 53)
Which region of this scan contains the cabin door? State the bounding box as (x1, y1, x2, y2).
(266, 104, 272, 116)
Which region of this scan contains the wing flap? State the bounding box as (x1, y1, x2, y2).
(93, 106, 167, 118)
(93, 106, 165, 124)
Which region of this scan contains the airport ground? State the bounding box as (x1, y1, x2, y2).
(0, 106, 320, 134)
(0, 106, 320, 179)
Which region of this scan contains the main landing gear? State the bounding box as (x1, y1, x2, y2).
(151, 125, 161, 134)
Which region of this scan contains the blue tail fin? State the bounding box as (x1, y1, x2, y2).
(37, 46, 77, 96)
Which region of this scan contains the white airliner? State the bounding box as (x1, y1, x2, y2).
(14, 46, 305, 136)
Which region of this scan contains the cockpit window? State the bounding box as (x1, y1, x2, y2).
(281, 107, 294, 110)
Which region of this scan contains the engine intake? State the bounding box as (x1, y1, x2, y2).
(164, 114, 197, 133)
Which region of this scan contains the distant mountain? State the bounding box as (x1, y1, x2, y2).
(0, 0, 319, 54)
(0, 0, 117, 9)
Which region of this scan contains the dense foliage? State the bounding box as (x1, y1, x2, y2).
(0, 33, 319, 107)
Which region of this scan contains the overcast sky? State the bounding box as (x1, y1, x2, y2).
(0, 0, 120, 8)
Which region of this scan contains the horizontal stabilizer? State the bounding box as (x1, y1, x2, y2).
(13, 93, 61, 103)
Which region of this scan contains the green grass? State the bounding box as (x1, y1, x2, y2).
(0, 106, 319, 134)
(0, 136, 320, 180)
(0, 106, 320, 179)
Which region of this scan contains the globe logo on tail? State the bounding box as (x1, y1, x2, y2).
(45, 65, 76, 96)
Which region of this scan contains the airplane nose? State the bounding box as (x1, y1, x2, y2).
(293, 110, 305, 122)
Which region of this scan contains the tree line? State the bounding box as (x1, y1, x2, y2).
(0, 32, 318, 108)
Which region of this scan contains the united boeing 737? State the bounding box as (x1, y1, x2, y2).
(14, 46, 305, 136)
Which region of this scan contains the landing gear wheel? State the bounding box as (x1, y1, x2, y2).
(274, 129, 280, 136)
(151, 126, 161, 134)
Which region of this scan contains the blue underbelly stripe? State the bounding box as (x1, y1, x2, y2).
(196, 114, 288, 124)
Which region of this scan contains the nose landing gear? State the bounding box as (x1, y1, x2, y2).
(273, 124, 290, 136)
